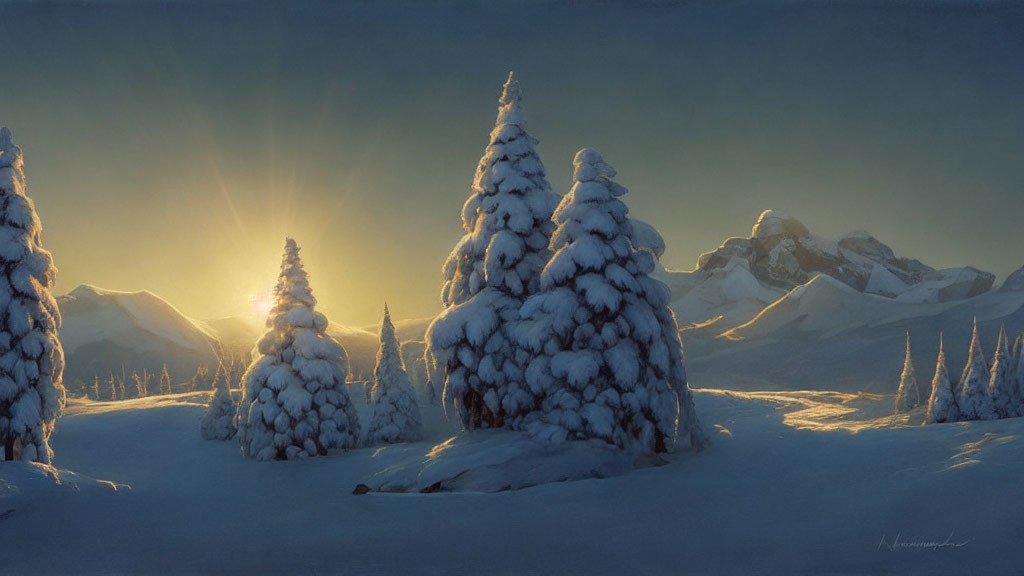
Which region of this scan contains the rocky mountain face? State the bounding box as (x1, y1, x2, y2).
(694, 210, 995, 303)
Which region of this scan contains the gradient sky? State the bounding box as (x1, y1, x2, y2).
(1, 0, 1022, 325)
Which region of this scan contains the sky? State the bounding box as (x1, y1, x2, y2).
(1, 0, 1022, 326)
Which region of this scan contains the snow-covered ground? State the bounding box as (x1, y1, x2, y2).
(3, 388, 1021, 575)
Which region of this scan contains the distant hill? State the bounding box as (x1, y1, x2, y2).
(58, 285, 221, 393)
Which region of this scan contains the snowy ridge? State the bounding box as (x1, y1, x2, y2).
(57, 284, 223, 392)
(667, 257, 786, 333)
(686, 288, 1024, 396)
(59, 284, 218, 355)
(723, 274, 900, 340)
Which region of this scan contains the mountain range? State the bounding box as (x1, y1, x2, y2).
(56, 211, 1024, 398)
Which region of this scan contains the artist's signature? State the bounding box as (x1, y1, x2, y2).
(878, 532, 973, 552)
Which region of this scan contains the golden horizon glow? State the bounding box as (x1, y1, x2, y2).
(12, 2, 1022, 328)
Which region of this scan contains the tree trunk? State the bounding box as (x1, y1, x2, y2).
(4, 436, 14, 461)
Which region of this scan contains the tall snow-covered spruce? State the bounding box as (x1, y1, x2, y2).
(425, 72, 559, 429)
(957, 319, 994, 421)
(925, 335, 959, 424)
(893, 332, 920, 413)
(515, 149, 702, 453)
(237, 238, 359, 460)
(201, 363, 237, 441)
(367, 304, 422, 445)
(988, 326, 1014, 418)
(0, 128, 65, 464)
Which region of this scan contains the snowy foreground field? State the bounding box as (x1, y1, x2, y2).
(3, 389, 1023, 576)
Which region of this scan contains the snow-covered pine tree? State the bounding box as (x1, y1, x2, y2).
(514, 149, 702, 453)
(957, 318, 995, 420)
(201, 363, 237, 441)
(894, 332, 920, 413)
(989, 326, 1014, 418)
(425, 72, 559, 430)
(925, 334, 959, 424)
(237, 238, 360, 460)
(0, 127, 65, 464)
(367, 304, 422, 445)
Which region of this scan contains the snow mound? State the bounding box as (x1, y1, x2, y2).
(362, 430, 635, 493)
(0, 461, 127, 519)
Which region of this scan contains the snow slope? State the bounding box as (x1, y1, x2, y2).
(722, 274, 955, 341)
(666, 258, 786, 333)
(686, 287, 1024, 394)
(3, 389, 1022, 574)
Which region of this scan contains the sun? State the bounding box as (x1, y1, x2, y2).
(249, 290, 273, 319)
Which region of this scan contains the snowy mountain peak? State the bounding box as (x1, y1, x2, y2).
(57, 284, 221, 388)
(696, 211, 993, 303)
(751, 210, 809, 239)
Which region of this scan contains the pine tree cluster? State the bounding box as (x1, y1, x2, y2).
(922, 319, 1024, 424)
(426, 74, 703, 454)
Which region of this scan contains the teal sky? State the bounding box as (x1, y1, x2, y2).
(1, 1, 1022, 325)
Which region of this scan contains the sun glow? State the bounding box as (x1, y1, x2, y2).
(249, 290, 273, 320)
